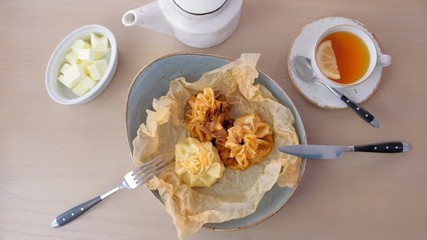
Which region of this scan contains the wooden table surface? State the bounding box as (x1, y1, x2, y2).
(1, 1, 426, 239)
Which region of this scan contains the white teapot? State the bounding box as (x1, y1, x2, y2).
(122, 0, 243, 48)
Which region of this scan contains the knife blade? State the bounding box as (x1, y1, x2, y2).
(278, 141, 411, 159)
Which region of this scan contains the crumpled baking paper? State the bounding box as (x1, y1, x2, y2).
(132, 53, 301, 239)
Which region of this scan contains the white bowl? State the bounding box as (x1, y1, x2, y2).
(45, 25, 118, 105)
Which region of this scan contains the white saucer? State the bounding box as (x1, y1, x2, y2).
(288, 17, 387, 109)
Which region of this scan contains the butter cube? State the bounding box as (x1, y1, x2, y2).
(81, 76, 97, 89)
(71, 39, 90, 52)
(90, 33, 109, 51)
(65, 50, 78, 64)
(57, 74, 65, 85)
(87, 59, 108, 81)
(60, 63, 71, 74)
(71, 76, 97, 96)
(58, 64, 84, 88)
(77, 60, 93, 75)
(78, 49, 96, 61)
(72, 81, 90, 96)
(58, 34, 110, 94)
(95, 48, 111, 60)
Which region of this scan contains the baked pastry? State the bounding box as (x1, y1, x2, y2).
(175, 137, 225, 187)
(184, 88, 230, 142)
(218, 113, 273, 170)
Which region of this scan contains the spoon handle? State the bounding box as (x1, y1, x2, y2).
(320, 83, 380, 128)
(339, 94, 380, 128)
(324, 86, 379, 128)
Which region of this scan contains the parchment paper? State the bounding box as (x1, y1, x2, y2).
(132, 53, 301, 239)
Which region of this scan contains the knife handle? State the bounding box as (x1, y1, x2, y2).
(354, 142, 410, 153)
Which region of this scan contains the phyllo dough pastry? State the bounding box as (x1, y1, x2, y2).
(218, 113, 273, 170)
(184, 87, 230, 142)
(175, 137, 225, 187)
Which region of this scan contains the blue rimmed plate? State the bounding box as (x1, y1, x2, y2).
(125, 53, 306, 230)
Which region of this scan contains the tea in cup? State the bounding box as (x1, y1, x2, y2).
(312, 25, 391, 88)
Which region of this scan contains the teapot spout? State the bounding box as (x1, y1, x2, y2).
(122, 2, 173, 35)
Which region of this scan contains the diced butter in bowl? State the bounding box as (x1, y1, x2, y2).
(45, 25, 118, 105)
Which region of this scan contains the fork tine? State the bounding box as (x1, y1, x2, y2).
(137, 155, 164, 168)
(133, 161, 172, 186)
(133, 156, 164, 175)
(131, 156, 172, 184)
(134, 162, 170, 181)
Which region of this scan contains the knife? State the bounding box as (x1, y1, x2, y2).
(278, 141, 411, 159)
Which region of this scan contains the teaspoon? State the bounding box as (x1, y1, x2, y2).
(291, 55, 379, 128)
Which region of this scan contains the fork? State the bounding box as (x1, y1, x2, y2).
(51, 156, 171, 228)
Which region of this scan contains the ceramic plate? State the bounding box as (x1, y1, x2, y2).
(288, 17, 389, 109)
(125, 53, 306, 230)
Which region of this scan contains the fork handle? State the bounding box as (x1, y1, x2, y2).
(51, 196, 102, 228)
(51, 186, 121, 228)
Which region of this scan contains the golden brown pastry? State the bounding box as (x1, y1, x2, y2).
(214, 134, 235, 167)
(175, 137, 225, 187)
(218, 113, 273, 170)
(184, 88, 230, 142)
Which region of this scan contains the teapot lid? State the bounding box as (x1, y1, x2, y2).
(173, 0, 228, 15)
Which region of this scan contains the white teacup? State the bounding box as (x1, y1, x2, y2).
(311, 25, 391, 88)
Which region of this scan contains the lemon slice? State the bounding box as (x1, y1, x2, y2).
(315, 40, 341, 80)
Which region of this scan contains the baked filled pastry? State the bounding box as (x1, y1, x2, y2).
(184, 87, 230, 142)
(217, 113, 273, 170)
(175, 137, 225, 187)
